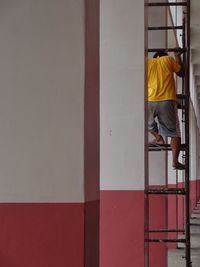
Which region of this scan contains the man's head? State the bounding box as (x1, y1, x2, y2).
(153, 50, 168, 58)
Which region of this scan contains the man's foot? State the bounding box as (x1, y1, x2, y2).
(149, 135, 165, 146)
(155, 134, 165, 145)
(173, 162, 185, 170)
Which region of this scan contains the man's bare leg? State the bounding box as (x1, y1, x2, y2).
(171, 137, 185, 169)
(150, 130, 165, 145)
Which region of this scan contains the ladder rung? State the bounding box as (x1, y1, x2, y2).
(190, 223, 200, 226)
(148, 144, 171, 151)
(148, 48, 187, 53)
(177, 94, 188, 109)
(148, 26, 183, 31)
(148, 144, 186, 152)
(147, 2, 187, 7)
(148, 229, 185, 233)
(147, 188, 186, 195)
(177, 103, 185, 110)
(145, 238, 186, 243)
(177, 94, 189, 100)
(192, 211, 200, 214)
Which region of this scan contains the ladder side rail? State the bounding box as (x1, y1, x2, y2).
(184, 0, 191, 266)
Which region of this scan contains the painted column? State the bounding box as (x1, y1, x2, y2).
(100, 0, 145, 266)
(84, 1, 100, 266)
(0, 1, 99, 267)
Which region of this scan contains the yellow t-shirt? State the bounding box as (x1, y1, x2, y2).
(148, 55, 181, 101)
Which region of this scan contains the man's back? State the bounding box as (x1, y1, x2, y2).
(148, 55, 181, 102)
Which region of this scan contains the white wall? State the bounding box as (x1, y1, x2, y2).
(168, 0, 184, 47)
(148, 1, 167, 185)
(148, 3, 167, 52)
(190, 104, 198, 181)
(0, 0, 85, 202)
(100, 0, 145, 190)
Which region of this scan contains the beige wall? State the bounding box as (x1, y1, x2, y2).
(100, 0, 145, 190)
(0, 0, 85, 202)
(148, 1, 167, 185)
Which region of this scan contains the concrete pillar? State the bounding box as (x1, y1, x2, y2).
(100, 0, 145, 266)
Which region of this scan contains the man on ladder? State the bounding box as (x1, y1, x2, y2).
(148, 49, 185, 170)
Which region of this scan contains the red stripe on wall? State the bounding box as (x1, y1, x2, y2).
(0, 203, 84, 267)
(100, 190, 144, 267)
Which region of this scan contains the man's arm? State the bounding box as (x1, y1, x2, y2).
(174, 51, 185, 77)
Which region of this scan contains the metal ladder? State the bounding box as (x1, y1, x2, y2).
(145, 1, 191, 266)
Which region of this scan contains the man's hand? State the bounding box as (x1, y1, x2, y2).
(174, 47, 185, 77)
(174, 47, 184, 57)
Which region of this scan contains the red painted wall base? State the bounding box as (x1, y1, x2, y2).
(100, 190, 144, 267)
(168, 180, 199, 249)
(0, 203, 84, 267)
(2, 181, 198, 266)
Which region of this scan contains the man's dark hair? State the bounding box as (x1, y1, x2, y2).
(153, 50, 168, 58)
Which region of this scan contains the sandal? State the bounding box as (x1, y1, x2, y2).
(173, 163, 185, 170)
(149, 139, 165, 146)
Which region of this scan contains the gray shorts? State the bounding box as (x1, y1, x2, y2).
(148, 100, 180, 137)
